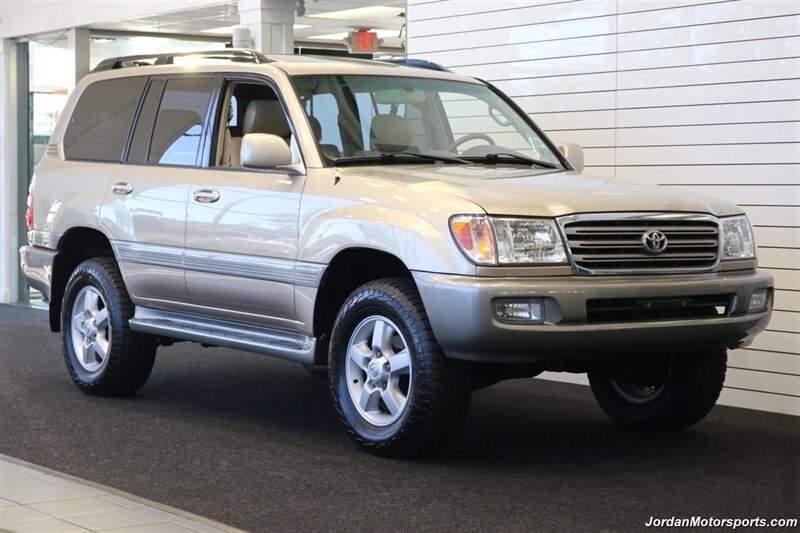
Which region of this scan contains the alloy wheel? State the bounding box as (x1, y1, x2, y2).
(345, 315, 412, 426)
(70, 286, 111, 373)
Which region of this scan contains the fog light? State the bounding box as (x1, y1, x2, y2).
(748, 290, 768, 313)
(494, 299, 544, 323)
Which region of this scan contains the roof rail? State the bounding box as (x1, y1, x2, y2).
(378, 58, 452, 72)
(91, 49, 270, 73)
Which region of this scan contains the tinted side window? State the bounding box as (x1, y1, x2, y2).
(127, 79, 165, 165)
(63, 77, 146, 162)
(149, 77, 214, 166)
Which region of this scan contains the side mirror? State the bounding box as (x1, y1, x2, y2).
(241, 133, 292, 169)
(557, 142, 584, 172)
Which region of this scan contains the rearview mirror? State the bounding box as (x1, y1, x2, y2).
(241, 133, 292, 169)
(374, 87, 426, 105)
(558, 142, 584, 172)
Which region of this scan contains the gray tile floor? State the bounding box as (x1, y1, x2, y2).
(0, 457, 243, 533)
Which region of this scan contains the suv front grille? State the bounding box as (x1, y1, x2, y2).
(560, 214, 720, 274)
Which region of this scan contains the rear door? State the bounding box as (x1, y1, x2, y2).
(100, 75, 216, 308)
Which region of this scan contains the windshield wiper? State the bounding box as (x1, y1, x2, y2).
(335, 152, 470, 166)
(463, 152, 560, 169)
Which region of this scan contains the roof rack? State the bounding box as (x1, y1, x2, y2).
(91, 49, 270, 73)
(378, 58, 452, 72)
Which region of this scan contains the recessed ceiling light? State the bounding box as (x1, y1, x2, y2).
(202, 23, 311, 34)
(201, 25, 239, 34)
(308, 6, 404, 21)
(307, 29, 398, 41)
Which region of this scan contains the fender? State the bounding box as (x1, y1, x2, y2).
(297, 168, 481, 275)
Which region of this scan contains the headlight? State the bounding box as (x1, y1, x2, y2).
(450, 215, 567, 265)
(493, 218, 567, 264)
(721, 215, 755, 260)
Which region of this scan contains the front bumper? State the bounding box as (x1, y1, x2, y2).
(412, 270, 773, 363)
(20, 245, 57, 300)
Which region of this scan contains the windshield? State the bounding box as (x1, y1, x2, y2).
(292, 75, 563, 168)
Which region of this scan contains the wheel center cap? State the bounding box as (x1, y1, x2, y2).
(367, 361, 383, 381)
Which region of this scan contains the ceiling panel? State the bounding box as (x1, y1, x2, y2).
(90, 0, 406, 49)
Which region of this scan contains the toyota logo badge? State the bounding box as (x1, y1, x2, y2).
(642, 230, 668, 254)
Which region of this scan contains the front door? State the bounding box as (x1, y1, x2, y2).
(183, 77, 304, 330)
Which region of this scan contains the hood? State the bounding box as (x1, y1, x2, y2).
(336, 165, 742, 218)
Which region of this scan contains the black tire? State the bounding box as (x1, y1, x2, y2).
(329, 278, 472, 457)
(588, 350, 727, 430)
(302, 363, 328, 379)
(61, 257, 157, 396)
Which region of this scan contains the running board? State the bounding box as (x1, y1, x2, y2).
(129, 307, 315, 365)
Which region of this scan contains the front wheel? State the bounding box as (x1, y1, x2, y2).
(588, 350, 727, 430)
(329, 278, 472, 457)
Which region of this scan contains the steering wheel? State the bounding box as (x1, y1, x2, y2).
(448, 133, 495, 152)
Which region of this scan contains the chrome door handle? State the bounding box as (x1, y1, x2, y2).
(193, 189, 220, 203)
(111, 182, 134, 195)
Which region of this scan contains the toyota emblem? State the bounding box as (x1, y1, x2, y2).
(642, 230, 668, 254)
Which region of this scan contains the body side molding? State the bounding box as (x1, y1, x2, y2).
(112, 240, 326, 287)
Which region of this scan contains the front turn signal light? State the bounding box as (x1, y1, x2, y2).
(450, 215, 496, 265)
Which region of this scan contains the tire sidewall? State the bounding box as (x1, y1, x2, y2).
(330, 293, 422, 445)
(62, 260, 121, 386)
(589, 351, 726, 429)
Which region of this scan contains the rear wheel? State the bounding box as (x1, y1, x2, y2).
(62, 257, 157, 396)
(588, 350, 727, 430)
(329, 278, 472, 457)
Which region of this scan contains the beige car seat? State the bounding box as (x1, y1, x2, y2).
(307, 115, 342, 160)
(370, 114, 413, 153)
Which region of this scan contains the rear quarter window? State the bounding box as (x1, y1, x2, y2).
(63, 77, 147, 162)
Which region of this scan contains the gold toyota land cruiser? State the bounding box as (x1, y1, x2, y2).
(20, 50, 773, 457)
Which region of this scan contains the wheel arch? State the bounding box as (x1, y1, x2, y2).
(311, 247, 413, 364)
(49, 227, 115, 332)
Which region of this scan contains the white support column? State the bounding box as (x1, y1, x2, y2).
(238, 0, 295, 54)
(67, 28, 90, 91)
(0, 39, 20, 303)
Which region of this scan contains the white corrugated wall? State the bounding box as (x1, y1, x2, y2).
(407, 0, 800, 415)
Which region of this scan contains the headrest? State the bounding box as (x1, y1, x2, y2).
(307, 115, 323, 139)
(243, 100, 291, 138)
(370, 114, 412, 152)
